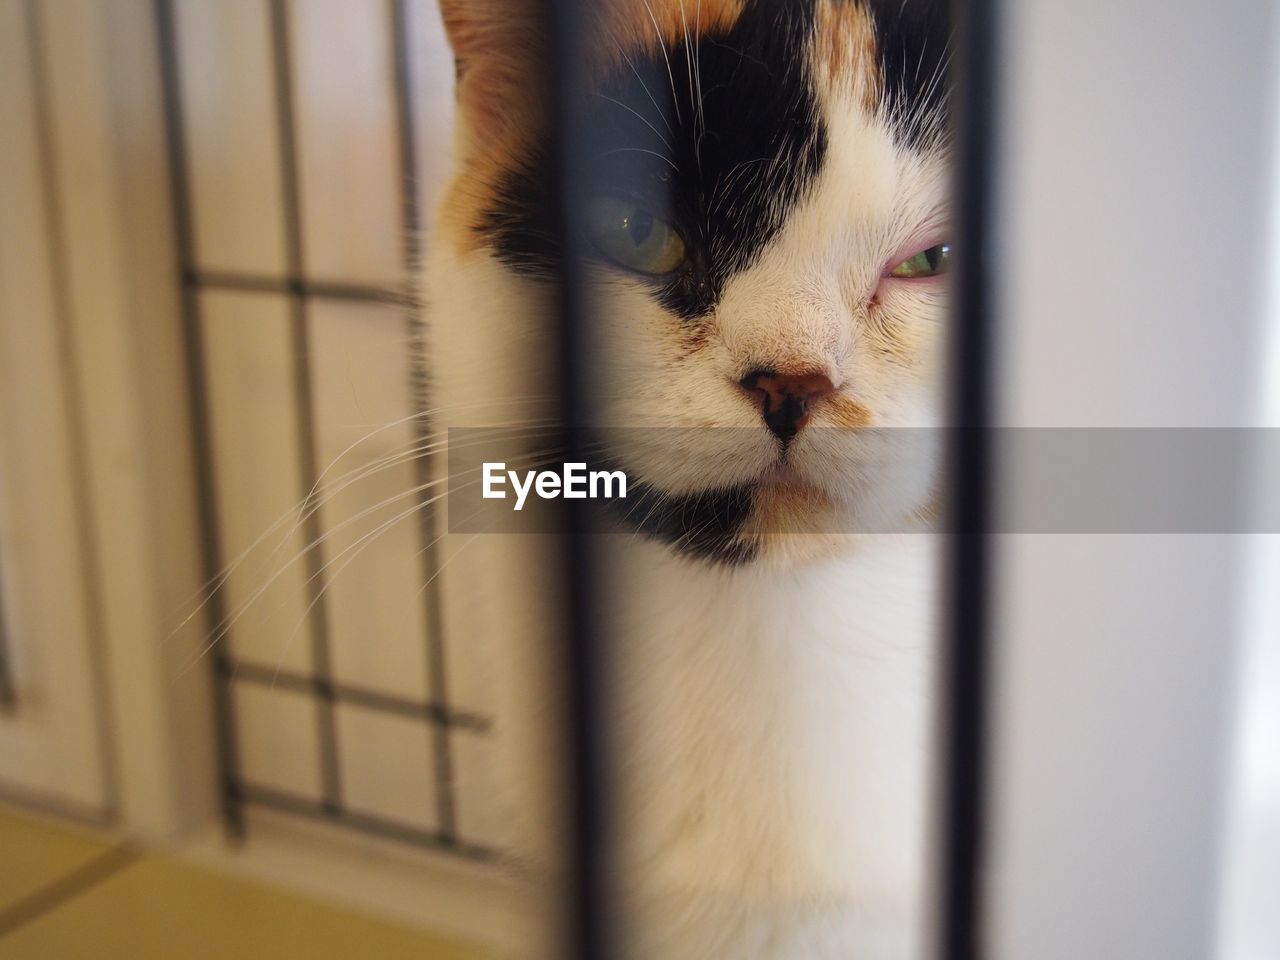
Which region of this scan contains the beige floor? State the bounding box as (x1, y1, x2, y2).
(0, 808, 491, 959)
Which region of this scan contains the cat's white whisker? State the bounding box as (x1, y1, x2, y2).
(181, 442, 571, 670)
(377, 499, 502, 660)
(639, 0, 682, 124)
(678, 0, 697, 168)
(168, 415, 560, 639)
(710, 156, 771, 217)
(166, 397, 554, 631)
(693, 0, 707, 163)
(608, 37, 676, 138)
(592, 93, 675, 151)
(596, 147, 679, 172)
(308, 394, 555, 494)
(261, 447, 576, 680)
(248, 419, 561, 585)
(255, 486, 457, 684)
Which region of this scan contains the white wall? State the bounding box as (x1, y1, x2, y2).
(986, 0, 1279, 957)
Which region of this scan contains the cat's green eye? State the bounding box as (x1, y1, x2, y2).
(586, 196, 686, 275)
(889, 243, 952, 279)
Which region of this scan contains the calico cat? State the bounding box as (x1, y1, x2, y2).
(428, 1, 951, 956)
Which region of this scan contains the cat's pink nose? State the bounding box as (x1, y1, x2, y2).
(739, 369, 836, 443)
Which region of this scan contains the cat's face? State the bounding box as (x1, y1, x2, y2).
(431, 0, 952, 565)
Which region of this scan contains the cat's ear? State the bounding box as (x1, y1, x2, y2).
(438, 0, 546, 152)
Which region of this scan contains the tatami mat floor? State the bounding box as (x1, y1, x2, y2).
(0, 808, 490, 959)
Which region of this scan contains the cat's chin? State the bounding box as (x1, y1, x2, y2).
(747, 468, 837, 525)
(740, 468, 926, 566)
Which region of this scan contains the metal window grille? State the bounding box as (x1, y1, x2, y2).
(154, 0, 490, 862)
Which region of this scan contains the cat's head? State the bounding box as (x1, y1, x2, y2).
(430, 0, 952, 565)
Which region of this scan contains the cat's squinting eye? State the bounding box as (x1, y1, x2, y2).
(889, 243, 952, 279)
(586, 196, 686, 275)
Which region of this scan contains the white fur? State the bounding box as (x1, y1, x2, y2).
(604, 534, 936, 959)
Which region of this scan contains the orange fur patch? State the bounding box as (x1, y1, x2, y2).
(747, 479, 837, 536)
(909, 489, 944, 531)
(826, 394, 873, 428)
(813, 0, 881, 110)
(436, 1, 548, 254)
(590, 0, 745, 78)
(435, 0, 751, 257)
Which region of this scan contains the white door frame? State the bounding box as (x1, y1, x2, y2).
(0, 0, 114, 818)
(0, 0, 217, 837)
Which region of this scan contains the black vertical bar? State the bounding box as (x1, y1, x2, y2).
(388, 0, 458, 844)
(546, 1, 610, 958)
(267, 0, 343, 815)
(154, 0, 245, 838)
(941, 0, 997, 956)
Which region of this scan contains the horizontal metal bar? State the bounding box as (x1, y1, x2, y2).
(226, 659, 491, 733)
(237, 783, 494, 861)
(184, 268, 412, 306)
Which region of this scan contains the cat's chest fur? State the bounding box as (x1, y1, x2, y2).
(471, 532, 935, 958)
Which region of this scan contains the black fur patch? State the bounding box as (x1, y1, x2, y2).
(483, 0, 828, 321)
(606, 478, 758, 565)
(863, 0, 953, 148)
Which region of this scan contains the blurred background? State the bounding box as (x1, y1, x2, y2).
(0, 1, 520, 957)
(1, 1, 1279, 959)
